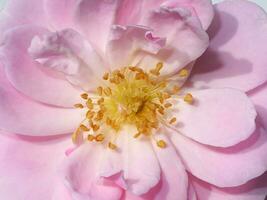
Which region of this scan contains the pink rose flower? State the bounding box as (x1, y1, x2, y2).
(0, 0, 266, 199)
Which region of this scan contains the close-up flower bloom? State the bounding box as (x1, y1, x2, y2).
(0, 0, 267, 199)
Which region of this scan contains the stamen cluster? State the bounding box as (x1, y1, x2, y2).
(73, 63, 193, 149)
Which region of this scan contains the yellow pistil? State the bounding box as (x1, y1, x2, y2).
(72, 62, 194, 149)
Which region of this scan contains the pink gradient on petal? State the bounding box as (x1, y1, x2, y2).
(192, 0, 267, 91)
(1, 25, 83, 107)
(173, 88, 256, 147)
(191, 172, 267, 200)
(61, 143, 123, 200)
(142, 134, 188, 200)
(106, 25, 166, 70)
(170, 125, 267, 187)
(0, 131, 71, 200)
(139, 5, 209, 76)
(249, 82, 267, 129)
(29, 28, 107, 91)
(0, 62, 83, 136)
(99, 128, 161, 196)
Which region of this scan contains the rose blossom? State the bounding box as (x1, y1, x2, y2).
(0, 0, 266, 199)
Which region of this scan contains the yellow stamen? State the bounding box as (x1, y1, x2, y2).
(81, 93, 88, 100)
(172, 85, 180, 94)
(162, 92, 171, 99)
(134, 132, 141, 138)
(79, 124, 90, 131)
(86, 99, 94, 109)
(184, 93, 194, 104)
(103, 87, 112, 96)
(97, 87, 103, 96)
(74, 103, 84, 109)
(87, 134, 95, 141)
(164, 103, 172, 108)
(97, 97, 105, 105)
(72, 129, 81, 144)
(92, 124, 100, 131)
(103, 73, 109, 80)
(86, 111, 95, 119)
(169, 117, 177, 124)
(179, 69, 189, 77)
(108, 142, 117, 150)
(157, 140, 167, 148)
(73, 63, 182, 150)
(95, 134, 105, 142)
(150, 62, 163, 76)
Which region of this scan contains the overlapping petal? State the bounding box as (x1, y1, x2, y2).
(191, 0, 267, 91)
(29, 28, 106, 91)
(143, 134, 188, 200)
(61, 143, 123, 200)
(99, 126, 161, 195)
(159, 0, 214, 30)
(249, 82, 267, 129)
(116, 0, 214, 30)
(138, 5, 209, 76)
(172, 88, 256, 147)
(0, 62, 83, 136)
(192, 172, 267, 200)
(170, 126, 267, 187)
(106, 25, 166, 70)
(0, 25, 83, 107)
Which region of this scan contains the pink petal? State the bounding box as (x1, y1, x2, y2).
(61, 143, 123, 200)
(121, 191, 144, 200)
(172, 88, 256, 147)
(29, 28, 106, 91)
(99, 126, 161, 195)
(116, 0, 214, 30)
(191, 0, 267, 92)
(106, 25, 166, 70)
(169, 126, 267, 187)
(139, 5, 209, 75)
(249, 82, 267, 129)
(192, 172, 267, 200)
(160, 0, 214, 30)
(0, 25, 83, 107)
(0, 131, 71, 200)
(0, 62, 83, 136)
(3, 0, 48, 27)
(44, 0, 77, 30)
(73, 0, 121, 52)
(188, 183, 197, 200)
(143, 134, 188, 200)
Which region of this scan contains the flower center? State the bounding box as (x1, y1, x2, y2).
(73, 63, 193, 149)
